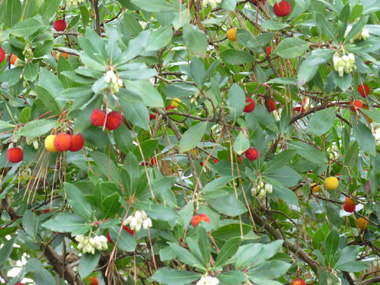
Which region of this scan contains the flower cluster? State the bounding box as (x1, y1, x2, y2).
(104, 69, 123, 94)
(333, 52, 356, 77)
(344, 25, 369, 42)
(196, 275, 219, 285)
(251, 180, 273, 200)
(123, 210, 152, 232)
(374, 126, 380, 141)
(202, 0, 222, 9)
(66, 0, 85, 8)
(75, 235, 108, 255)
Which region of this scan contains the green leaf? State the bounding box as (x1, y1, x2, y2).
(23, 63, 39, 81)
(287, 141, 328, 164)
(149, 268, 202, 285)
(64, 183, 93, 222)
(109, 225, 137, 251)
(203, 190, 247, 216)
(78, 251, 101, 278)
(203, 176, 238, 193)
(335, 261, 369, 272)
(42, 0, 61, 20)
(146, 26, 173, 51)
(113, 124, 133, 154)
(306, 108, 337, 135)
(261, 20, 289, 30)
(131, 0, 180, 12)
(218, 271, 247, 284)
(247, 260, 291, 279)
(220, 49, 256, 65)
(272, 185, 299, 206)
(274, 38, 309, 59)
(169, 242, 206, 270)
(325, 227, 340, 266)
(264, 150, 296, 173)
(5, 0, 21, 27)
(332, 71, 352, 91)
(227, 84, 245, 122)
(125, 79, 164, 108)
(315, 12, 337, 43)
(352, 118, 376, 155)
(35, 85, 61, 115)
(212, 223, 252, 244)
(101, 193, 121, 218)
(264, 167, 301, 187)
(214, 237, 241, 268)
(335, 246, 361, 267)
(18, 107, 31, 124)
(183, 24, 208, 58)
(179, 122, 208, 153)
(138, 202, 179, 222)
(11, 18, 43, 37)
(19, 119, 56, 138)
(120, 101, 149, 130)
(42, 213, 90, 233)
(0, 237, 16, 268)
(22, 210, 38, 239)
(90, 151, 120, 184)
(344, 16, 369, 43)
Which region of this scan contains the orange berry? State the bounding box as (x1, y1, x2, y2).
(343, 197, 356, 213)
(191, 214, 210, 227)
(350, 100, 363, 112)
(7, 147, 23, 163)
(53, 133, 72, 151)
(356, 217, 368, 230)
(227, 28, 237, 41)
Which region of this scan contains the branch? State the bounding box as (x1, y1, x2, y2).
(358, 276, 380, 285)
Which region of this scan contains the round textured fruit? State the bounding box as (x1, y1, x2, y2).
(266, 46, 272, 55)
(69, 134, 84, 152)
(350, 100, 363, 112)
(53, 133, 72, 151)
(60, 52, 69, 59)
(0, 47, 5, 64)
(291, 279, 306, 285)
(244, 98, 256, 113)
(45, 135, 58, 152)
(170, 98, 181, 108)
(324, 177, 339, 190)
(7, 147, 23, 163)
(85, 277, 99, 285)
(90, 109, 106, 127)
(191, 213, 210, 227)
(227, 28, 237, 42)
(343, 197, 356, 213)
(245, 147, 260, 161)
(356, 217, 368, 230)
(106, 111, 123, 130)
(273, 1, 292, 17)
(149, 113, 156, 120)
(15, 283, 26, 285)
(53, 20, 67, 31)
(310, 183, 321, 193)
(357, 84, 370, 98)
(267, 99, 276, 112)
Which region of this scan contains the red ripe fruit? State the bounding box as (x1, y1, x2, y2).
(357, 84, 370, 98)
(106, 111, 122, 130)
(291, 279, 306, 285)
(350, 100, 363, 112)
(343, 197, 356, 213)
(53, 133, 72, 151)
(191, 213, 211, 227)
(244, 98, 256, 113)
(91, 109, 106, 127)
(15, 283, 26, 285)
(42, 209, 51, 214)
(149, 113, 156, 120)
(267, 99, 276, 112)
(86, 277, 99, 285)
(245, 147, 260, 161)
(69, 134, 84, 152)
(7, 147, 24, 163)
(166, 105, 174, 111)
(0, 47, 5, 64)
(53, 20, 67, 31)
(267, 46, 272, 55)
(273, 1, 292, 17)
(214, 158, 219, 164)
(293, 106, 305, 113)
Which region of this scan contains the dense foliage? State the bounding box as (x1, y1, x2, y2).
(1, 0, 380, 284)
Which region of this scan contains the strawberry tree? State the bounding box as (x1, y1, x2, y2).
(0, 0, 380, 284)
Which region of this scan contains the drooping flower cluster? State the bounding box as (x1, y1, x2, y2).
(202, 0, 222, 9)
(104, 69, 123, 94)
(66, 0, 85, 8)
(333, 52, 356, 77)
(75, 235, 108, 255)
(251, 180, 273, 200)
(344, 25, 370, 42)
(196, 275, 220, 285)
(123, 210, 152, 232)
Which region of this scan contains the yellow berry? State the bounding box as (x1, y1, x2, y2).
(227, 28, 237, 42)
(45, 135, 58, 152)
(356, 217, 368, 230)
(324, 176, 339, 190)
(170, 97, 181, 108)
(311, 183, 321, 193)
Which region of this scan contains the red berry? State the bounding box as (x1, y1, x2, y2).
(214, 158, 219, 164)
(273, 1, 292, 17)
(69, 134, 84, 152)
(291, 279, 306, 285)
(91, 109, 106, 127)
(244, 98, 256, 113)
(15, 283, 26, 285)
(149, 113, 156, 120)
(343, 197, 356, 213)
(267, 46, 272, 55)
(53, 20, 67, 32)
(166, 105, 174, 111)
(106, 111, 122, 130)
(357, 84, 370, 98)
(293, 106, 305, 113)
(245, 147, 260, 161)
(7, 147, 23, 163)
(42, 209, 51, 214)
(350, 100, 363, 112)
(267, 99, 276, 112)
(191, 214, 211, 227)
(0, 47, 5, 64)
(86, 277, 99, 285)
(53, 133, 72, 151)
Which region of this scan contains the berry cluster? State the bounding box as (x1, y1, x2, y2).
(90, 109, 123, 130)
(75, 235, 108, 255)
(196, 275, 219, 285)
(123, 210, 153, 232)
(251, 180, 273, 200)
(333, 52, 356, 77)
(104, 69, 123, 94)
(45, 133, 84, 153)
(202, 0, 222, 9)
